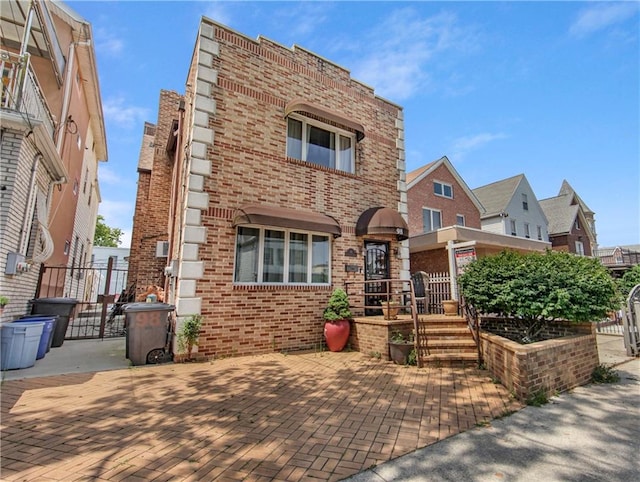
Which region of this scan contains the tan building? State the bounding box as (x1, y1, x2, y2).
(129, 18, 409, 358)
(0, 0, 106, 317)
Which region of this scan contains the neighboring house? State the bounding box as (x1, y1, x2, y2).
(0, 0, 106, 318)
(539, 180, 598, 256)
(595, 245, 640, 278)
(128, 18, 408, 358)
(90, 246, 130, 298)
(472, 174, 549, 243)
(407, 159, 550, 289)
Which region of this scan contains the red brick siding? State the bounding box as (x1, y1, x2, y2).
(129, 91, 183, 297)
(156, 22, 404, 358)
(407, 163, 481, 235)
(480, 323, 598, 400)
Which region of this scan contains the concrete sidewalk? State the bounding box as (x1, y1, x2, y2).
(346, 357, 640, 482)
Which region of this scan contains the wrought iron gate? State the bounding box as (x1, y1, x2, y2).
(35, 257, 133, 340)
(622, 284, 640, 357)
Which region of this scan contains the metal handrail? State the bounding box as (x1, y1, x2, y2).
(461, 296, 484, 367)
(343, 278, 424, 367)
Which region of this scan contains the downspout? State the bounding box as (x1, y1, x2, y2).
(165, 99, 186, 301)
(55, 41, 75, 151)
(18, 151, 42, 254)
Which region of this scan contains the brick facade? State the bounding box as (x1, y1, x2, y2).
(407, 161, 481, 235)
(129, 92, 183, 297)
(131, 19, 408, 359)
(480, 323, 598, 400)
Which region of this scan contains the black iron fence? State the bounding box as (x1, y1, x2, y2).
(35, 258, 133, 340)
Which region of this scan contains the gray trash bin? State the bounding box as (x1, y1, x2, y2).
(30, 297, 78, 347)
(123, 302, 175, 365)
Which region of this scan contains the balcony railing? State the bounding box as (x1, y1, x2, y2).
(1, 49, 56, 138)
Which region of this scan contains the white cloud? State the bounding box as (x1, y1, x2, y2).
(93, 27, 125, 57)
(350, 8, 479, 101)
(269, 3, 331, 38)
(102, 96, 149, 129)
(450, 132, 507, 160)
(98, 165, 136, 188)
(569, 2, 639, 38)
(204, 1, 234, 27)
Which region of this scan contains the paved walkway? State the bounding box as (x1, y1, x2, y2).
(347, 357, 640, 482)
(1, 352, 521, 481)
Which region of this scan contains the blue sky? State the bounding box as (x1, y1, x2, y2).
(66, 1, 639, 249)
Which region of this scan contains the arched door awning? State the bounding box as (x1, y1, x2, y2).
(233, 204, 342, 238)
(356, 207, 409, 241)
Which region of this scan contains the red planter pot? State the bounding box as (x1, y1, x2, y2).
(324, 319, 351, 352)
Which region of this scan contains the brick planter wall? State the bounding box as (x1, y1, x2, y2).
(350, 317, 413, 360)
(480, 322, 599, 401)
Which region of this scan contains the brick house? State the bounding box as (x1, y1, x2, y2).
(0, 1, 106, 318)
(407, 158, 550, 300)
(129, 18, 409, 358)
(539, 180, 597, 256)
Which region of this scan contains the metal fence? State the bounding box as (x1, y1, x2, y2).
(35, 259, 131, 340)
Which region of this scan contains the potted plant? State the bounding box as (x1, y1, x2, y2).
(323, 288, 352, 352)
(0, 296, 8, 316)
(388, 331, 416, 365)
(177, 314, 202, 361)
(381, 299, 400, 320)
(442, 299, 459, 316)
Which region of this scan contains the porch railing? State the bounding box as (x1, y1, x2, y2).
(1, 49, 56, 137)
(343, 278, 425, 367)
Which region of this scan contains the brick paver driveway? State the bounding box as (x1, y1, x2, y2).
(1, 352, 521, 481)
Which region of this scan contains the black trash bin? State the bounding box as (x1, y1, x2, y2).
(123, 302, 175, 366)
(30, 297, 78, 347)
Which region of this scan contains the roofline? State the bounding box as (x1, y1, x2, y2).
(407, 156, 486, 214)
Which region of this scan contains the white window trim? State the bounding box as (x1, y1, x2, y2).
(456, 214, 465, 226)
(286, 114, 356, 173)
(510, 219, 517, 236)
(233, 225, 332, 286)
(433, 180, 453, 199)
(422, 207, 442, 233)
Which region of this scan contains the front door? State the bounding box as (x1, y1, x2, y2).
(364, 241, 389, 315)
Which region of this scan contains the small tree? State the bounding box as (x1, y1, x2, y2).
(94, 215, 123, 247)
(323, 288, 352, 321)
(459, 250, 618, 342)
(177, 314, 202, 360)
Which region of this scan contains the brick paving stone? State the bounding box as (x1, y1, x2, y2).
(1, 351, 520, 481)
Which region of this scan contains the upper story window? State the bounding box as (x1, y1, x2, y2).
(434, 181, 453, 199)
(286, 116, 355, 174)
(422, 208, 442, 233)
(456, 214, 465, 226)
(234, 226, 331, 285)
(575, 240, 585, 256)
(574, 218, 580, 230)
(522, 193, 529, 211)
(537, 225, 543, 241)
(524, 223, 530, 238)
(510, 219, 517, 236)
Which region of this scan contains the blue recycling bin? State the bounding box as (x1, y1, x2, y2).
(15, 316, 57, 359)
(1, 321, 44, 370)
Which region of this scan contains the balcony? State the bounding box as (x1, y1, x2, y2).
(1, 49, 56, 138)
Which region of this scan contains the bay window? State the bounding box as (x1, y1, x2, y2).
(234, 226, 330, 284)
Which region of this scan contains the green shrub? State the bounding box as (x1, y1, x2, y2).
(177, 314, 202, 360)
(323, 288, 352, 321)
(617, 265, 640, 304)
(591, 364, 620, 384)
(458, 250, 618, 341)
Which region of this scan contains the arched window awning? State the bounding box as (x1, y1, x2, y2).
(233, 204, 342, 238)
(284, 100, 365, 141)
(356, 207, 409, 241)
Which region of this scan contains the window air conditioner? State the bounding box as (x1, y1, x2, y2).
(156, 241, 169, 258)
